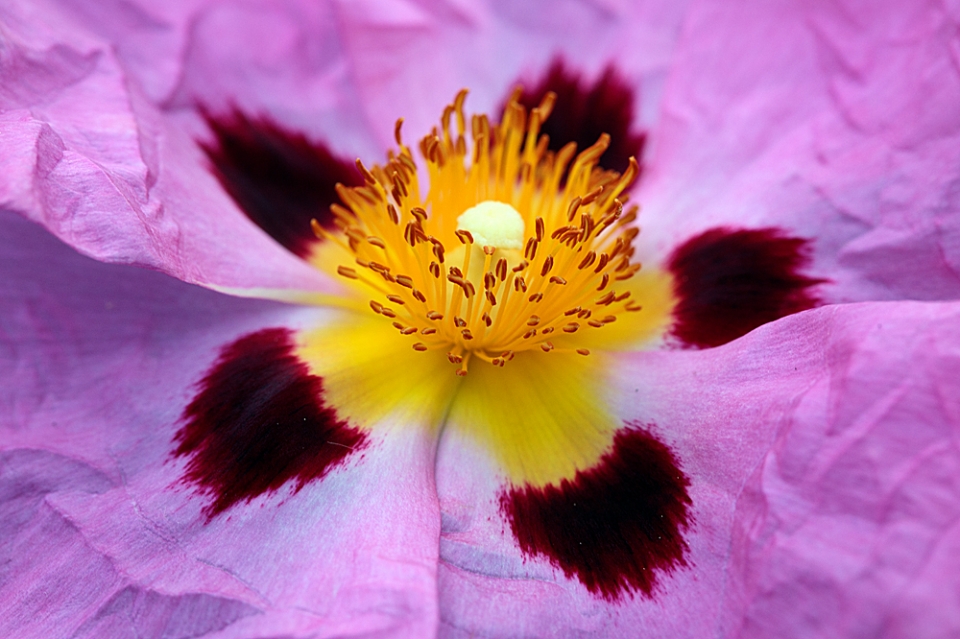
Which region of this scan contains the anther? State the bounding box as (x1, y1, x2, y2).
(540, 257, 554, 277)
(413, 343, 428, 352)
(394, 118, 404, 146)
(595, 254, 610, 273)
(337, 266, 359, 279)
(578, 252, 596, 270)
(581, 186, 603, 206)
(496, 258, 508, 281)
(525, 238, 538, 260)
(386, 294, 405, 305)
(596, 292, 616, 306)
(576, 349, 590, 356)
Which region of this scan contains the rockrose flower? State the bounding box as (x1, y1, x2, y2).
(2, 0, 960, 638)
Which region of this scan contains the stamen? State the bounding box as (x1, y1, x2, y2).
(326, 90, 646, 374)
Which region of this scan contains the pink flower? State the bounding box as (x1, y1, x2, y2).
(2, 1, 960, 638)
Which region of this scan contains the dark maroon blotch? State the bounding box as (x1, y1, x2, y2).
(512, 57, 646, 175)
(668, 227, 826, 349)
(199, 108, 363, 258)
(174, 328, 366, 518)
(501, 426, 692, 601)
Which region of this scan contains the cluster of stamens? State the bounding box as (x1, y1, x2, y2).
(313, 89, 645, 376)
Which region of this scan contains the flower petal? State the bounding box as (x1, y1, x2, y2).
(435, 300, 960, 636)
(174, 327, 368, 519)
(333, 0, 691, 149)
(199, 108, 364, 259)
(0, 11, 342, 295)
(667, 227, 825, 348)
(0, 213, 441, 637)
(639, 0, 960, 301)
(512, 57, 647, 175)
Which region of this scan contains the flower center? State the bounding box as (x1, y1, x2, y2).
(314, 89, 645, 376)
(457, 200, 525, 250)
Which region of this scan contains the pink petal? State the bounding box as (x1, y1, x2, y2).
(638, 0, 960, 301)
(435, 301, 960, 636)
(0, 213, 440, 637)
(163, 0, 382, 160)
(334, 0, 691, 149)
(0, 8, 342, 295)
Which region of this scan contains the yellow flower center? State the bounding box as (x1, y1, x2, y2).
(312, 89, 646, 376)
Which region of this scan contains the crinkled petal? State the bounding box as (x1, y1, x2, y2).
(0, 6, 345, 296)
(332, 0, 691, 148)
(435, 301, 960, 637)
(639, 0, 960, 301)
(0, 213, 440, 638)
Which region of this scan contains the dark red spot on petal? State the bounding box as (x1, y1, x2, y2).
(512, 57, 646, 175)
(668, 227, 827, 349)
(174, 328, 366, 518)
(199, 108, 363, 258)
(501, 426, 692, 601)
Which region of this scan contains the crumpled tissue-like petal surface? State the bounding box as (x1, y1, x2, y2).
(0, 212, 442, 638)
(0, 3, 343, 295)
(636, 0, 960, 303)
(435, 301, 960, 637)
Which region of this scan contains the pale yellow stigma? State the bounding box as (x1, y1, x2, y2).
(457, 201, 525, 250)
(312, 88, 657, 376)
